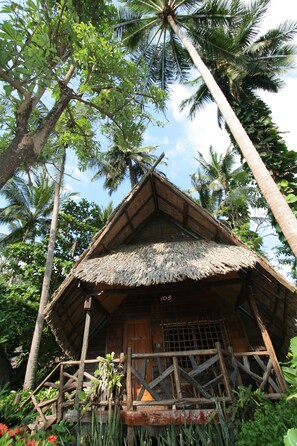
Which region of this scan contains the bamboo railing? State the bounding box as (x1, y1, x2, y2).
(27, 344, 284, 430)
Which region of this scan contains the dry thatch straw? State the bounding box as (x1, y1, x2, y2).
(74, 240, 258, 287)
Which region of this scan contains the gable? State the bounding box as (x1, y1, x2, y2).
(128, 213, 197, 244)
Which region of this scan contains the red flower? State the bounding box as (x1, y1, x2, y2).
(9, 425, 23, 437)
(0, 423, 8, 436)
(47, 434, 58, 444)
(26, 440, 36, 446)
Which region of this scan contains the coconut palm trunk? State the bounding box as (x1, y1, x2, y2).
(167, 16, 297, 256)
(23, 151, 66, 389)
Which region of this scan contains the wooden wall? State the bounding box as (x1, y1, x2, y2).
(104, 284, 251, 356)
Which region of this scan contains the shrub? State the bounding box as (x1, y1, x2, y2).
(235, 396, 297, 446)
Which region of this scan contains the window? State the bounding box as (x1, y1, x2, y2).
(161, 319, 228, 367)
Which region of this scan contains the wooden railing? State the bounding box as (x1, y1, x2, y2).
(126, 342, 233, 410)
(26, 344, 285, 430)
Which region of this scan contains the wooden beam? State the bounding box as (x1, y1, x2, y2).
(122, 409, 216, 426)
(126, 347, 133, 411)
(98, 277, 243, 295)
(173, 357, 182, 399)
(216, 342, 232, 399)
(247, 292, 287, 393)
(75, 296, 93, 405)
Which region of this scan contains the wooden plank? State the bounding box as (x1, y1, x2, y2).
(248, 293, 287, 393)
(233, 351, 269, 357)
(126, 347, 133, 410)
(135, 359, 147, 401)
(131, 366, 159, 400)
(157, 357, 173, 399)
(148, 364, 174, 390)
(21, 363, 61, 407)
(178, 367, 211, 399)
(189, 355, 219, 378)
(173, 357, 182, 399)
(122, 409, 216, 426)
(259, 359, 273, 390)
(30, 394, 47, 426)
(75, 297, 92, 405)
(203, 374, 223, 391)
(216, 342, 232, 399)
(132, 397, 232, 407)
(132, 349, 217, 359)
(235, 361, 280, 392)
(38, 397, 58, 409)
(57, 364, 64, 422)
(228, 347, 242, 387)
(44, 382, 59, 389)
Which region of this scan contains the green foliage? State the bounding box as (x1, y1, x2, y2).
(235, 397, 297, 446)
(189, 146, 264, 254)
(81, 409, 122, 446)
(0, 196, 111, 386)
(86, 353, 124, 403)
(282, 337, 297, 388)
(91, 133, 161, 193)
(53, 199, 112, 260)
(0, 171, 56, 247)
(0, 387, 33, 426)
(0, 0, 166, 183)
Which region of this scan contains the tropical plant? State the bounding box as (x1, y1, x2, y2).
(282, 337, 297, 389)
(190, 146, 264, 251)
(0, 198, 112, 387)
(92, 130, 160, 193)
(0, 171, 56, 247)
(117, 0, 297, 257)
(234, 396, 297, 446)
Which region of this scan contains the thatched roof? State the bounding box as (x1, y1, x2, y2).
(45, 171, 297, 359)
(74, 240, 258, 287)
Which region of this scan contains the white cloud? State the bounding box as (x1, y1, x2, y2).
(259, 77, 297, 151)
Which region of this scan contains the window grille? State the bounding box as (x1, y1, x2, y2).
(161, 319, 228, 368)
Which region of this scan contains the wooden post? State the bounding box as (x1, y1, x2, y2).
(173, 357, 182, 400)
(75, 296, 92, 405)
(126, 348, 134, 446)
(248, 292, 287, 393)
(228, 347, 242, 387)
(126, 347, 133, 411)
(57, 363, 64, 422)
(216, 342, 232, 399)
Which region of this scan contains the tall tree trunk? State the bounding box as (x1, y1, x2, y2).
(168, 15, 297, 257)
(23, 151, 66, 390)
(128, 159, 137, 188)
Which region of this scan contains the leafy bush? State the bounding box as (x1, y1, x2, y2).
(0, 387, 33, 426)
(235, 397, 297, 446)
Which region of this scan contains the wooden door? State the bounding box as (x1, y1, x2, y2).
(124, 319, 153, 401)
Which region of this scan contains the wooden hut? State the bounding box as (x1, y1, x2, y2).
(38, 171, 296, 429)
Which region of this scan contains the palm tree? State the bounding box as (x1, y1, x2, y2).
(0, 170, 55, 247)
(117, 0, 297, 257)
(190, 146, 264, 250)
(92, 134, 160, 193)
(180, 3, 297, 189)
